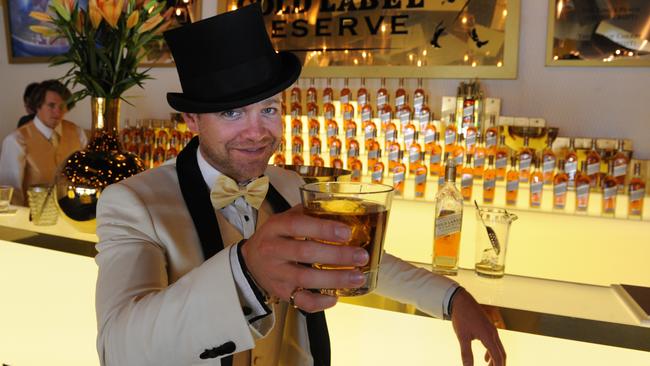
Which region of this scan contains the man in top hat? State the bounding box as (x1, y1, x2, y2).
(0, 79, 87, 206)
(94, 4, 505, 366)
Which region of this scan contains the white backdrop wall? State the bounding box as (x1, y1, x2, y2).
(1, 0, 649, 158)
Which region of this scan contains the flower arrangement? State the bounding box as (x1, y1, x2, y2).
(29, 0, 174, 103)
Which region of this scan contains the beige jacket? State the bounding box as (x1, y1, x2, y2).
(95, 163, 455, 366)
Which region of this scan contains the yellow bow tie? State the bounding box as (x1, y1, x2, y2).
(210, 175, 269, 210)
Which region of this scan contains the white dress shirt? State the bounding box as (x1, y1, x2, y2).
(196, 149, 270, 322)
(0, 116, 88, 205)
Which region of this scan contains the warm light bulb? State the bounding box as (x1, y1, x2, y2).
(471, 61, 477, 67)
(497, 61, 503, 67)
(344, 49, 349, 54)
(553, 55, 559, 60)
(417, 60, 422, 67)
(362, 51, 367, 58)
(175, 8, 182, 16)
(422, 49, 427, 56)
(230, 4, 237, 10)
(409, 54, 414, 61)
(381, 24, 386, 33)
(502, 9, 507, 17)
(461, 17, 467, 24)
(628, 51, 634, 56)
(615, 49, 621, 55)
(464, 54, 469, 62)
(354, 58, 359, 65)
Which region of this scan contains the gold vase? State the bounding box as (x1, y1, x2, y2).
(56, 97, 145, 234)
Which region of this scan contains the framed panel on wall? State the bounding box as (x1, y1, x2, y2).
(1, 0, 201, 66)
(218, 0, 520, 79)
(546, 0, 650, 66)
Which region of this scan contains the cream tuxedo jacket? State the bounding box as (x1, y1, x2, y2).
(95, 162, 456, 366)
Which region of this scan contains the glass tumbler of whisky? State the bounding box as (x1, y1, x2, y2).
(474, 207, 517, 278)
(300, 182, 394, 296)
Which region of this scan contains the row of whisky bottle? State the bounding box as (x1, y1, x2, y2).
(118, 119, 195, 169)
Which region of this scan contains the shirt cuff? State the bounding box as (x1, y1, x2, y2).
(442, 284, 463, 320)
(229, 241, 272, 323)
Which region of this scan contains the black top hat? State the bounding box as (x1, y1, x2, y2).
(164, 3, 301, 113)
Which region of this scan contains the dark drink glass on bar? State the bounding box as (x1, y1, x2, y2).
(300, 182, 394, 296)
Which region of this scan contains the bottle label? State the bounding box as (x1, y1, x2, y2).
(409, 152, 419, 163)
(372, 170, 383, 182)
(543, 158, 555, 173)
(341, 94, 349, 104)
(324, 94, 331, 104)
(461, 174, 473, 188)
(404, 130, 414, 143)
(420, 111, 430, 126)
(614, 164, 627, 177)
(484, 178, 496, 190)
(307, 109, 316, 119)
(327, 127, 337, 137)
(587, 163, 600, 176)
(506, 179, 519, 192)
(325, 110, 333, 120)
(430, 153, 441, 165)
(395, 95, 405, 107)
(474, 156, 485, 168)
(399, 111, 410, 125)
(463, 106, 474, 123)
(291, 110, 299, 119)
(424, 131, 435, 144)
(438, 175, 445, 186)
(346, 128, 355, 139)
(565, 161, 577, 174)
(362, 110, 371, 121)
(385, 132, 396, 142)
(576, 184, 589, 206)
(310, 146, 318, 156)
(393, 171, 405, 184)
(351, 169, 361, 181)
(630, 188, 645, 202)
(380, 112, 391, 123)
(554, 182, 567, 195)
(465, 133, 476, 147)
(292, 126, 301, 136)
(388, 150, 399, 161)
(415, 173, 427, 185)
(330, 146, 338, 157)
(445, 130, 456, 145)
(368, 150, 378, 159)
(486, 135, 497, 147)
(519, 156, 531, 170)
(344, 111, 353, 121)
(377, 94, 386, 107)
(435, 212, 462, 239)
(603, 186, 617, 199)
(309, 127, 318, 136)
(349, 147, 358, 157)
(414, 95, 424, 108)
(358, 94, 366, 106)
(531, 182, 543, 194)
(496, 156, 507, 169)
(365, 129, 375, 140)
(455, 154, 464, 166)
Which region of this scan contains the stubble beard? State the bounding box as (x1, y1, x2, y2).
(201, 137, 279, 183)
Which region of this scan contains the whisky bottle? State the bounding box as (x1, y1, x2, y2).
(291, 135, 304, 166)
(586, 139, 602, 188)
(169, 118, 182, 152)
(345, 120, 357, 148)
(323, 99, 336, 123)
(613, 139, 629, 192)
(341, 79, 355, 123)
(347, 139, 360, 169)
(452, 133, 465, 167)
(386, 140, 401, 172)
(395, 78, 407, 111)
(408, 137, 422, 174)
(139, 140, 152, 169)
(376, 77, 389, 110)
(465, 124, 478, 155)
(472, 133, 486, 178)
(429, 132, 443, 177)
(308, 117, 320, 138)
(371, 151, 385, 184)
(367, 141, 380, 173)
(329, 137, 342, 167)
(120, 118, 132, 147)
(340, 77, 352, 105)
(322, 78, 334, 105)
(495, 135, 509, 181)
(484, 115, 498, 156)
(392, 151, 406, 197)
(418, 95, 432, 132)
(506, 156, 519, 206)
(413, 78, 425, 118)
(433, 158, 463, 276)
(357, 77, 369, 109)
(553, 159, 569, 210)
(529, 156, 543, 208)
(379, 101, 393, 133)
(444, 120, 457, 148)
(483, 155, 496, 204)
(360, 102, 373, 128)
(350, 157, 363, 183)
(565, 138, 578, 188)
(575, 161, 590, 213)
(309, 136, 322, 165)
(384, 122, 398, 146)
(460, 154, 474, 202)
(326, 119, 338, 147)
(414, 152, 428, 199)
(438, 152, 451, 187)
(397, 96, 412, 136)
(541, 137, 556, 185)
(306, 100, 318, 121)
(628, 162, 645, 218)
(306, 78, 317, 105)
(363, 121, 378, 151)
(156, 120, 169, 150)
(403, 121, 417, 150)
(290, 99, 302, 121)
(291, 117, 303, 137)
(290, 82, 302, 108)
(518, 136, 533, 183)
(601, 160, 618, 216)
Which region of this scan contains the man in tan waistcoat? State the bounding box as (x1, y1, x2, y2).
(0, 80, 87, 206)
